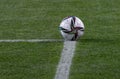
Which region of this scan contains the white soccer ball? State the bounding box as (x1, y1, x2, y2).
(60, 29, 84, 41)
(59, 16, 85, 41)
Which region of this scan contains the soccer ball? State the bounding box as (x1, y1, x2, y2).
(59, 16, 85, 41)
(60, 29, 84, 41)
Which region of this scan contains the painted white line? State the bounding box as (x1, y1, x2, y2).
(54, 41, 76, 79)
(0, 39, 76, 79)
(0, 39, 63, 42)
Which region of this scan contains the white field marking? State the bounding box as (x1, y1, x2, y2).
(0, 39, 76, 79)
(54, 41, 76, 79)
(0, 39, 63, 42)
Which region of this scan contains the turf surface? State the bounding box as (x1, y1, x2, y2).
(0, 42, 62, 79)
(0, 0, 120, 79)
(70, 0, 120, 79)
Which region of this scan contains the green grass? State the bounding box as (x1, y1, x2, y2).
(70, 0, 120, 79)
(70, 40, 120, 79)
(0, 42, 62, 79)
(0, 0, 63, 39)
(0, 0, 120, 79)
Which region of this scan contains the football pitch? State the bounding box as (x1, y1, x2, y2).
(0, 0, 120, 79)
